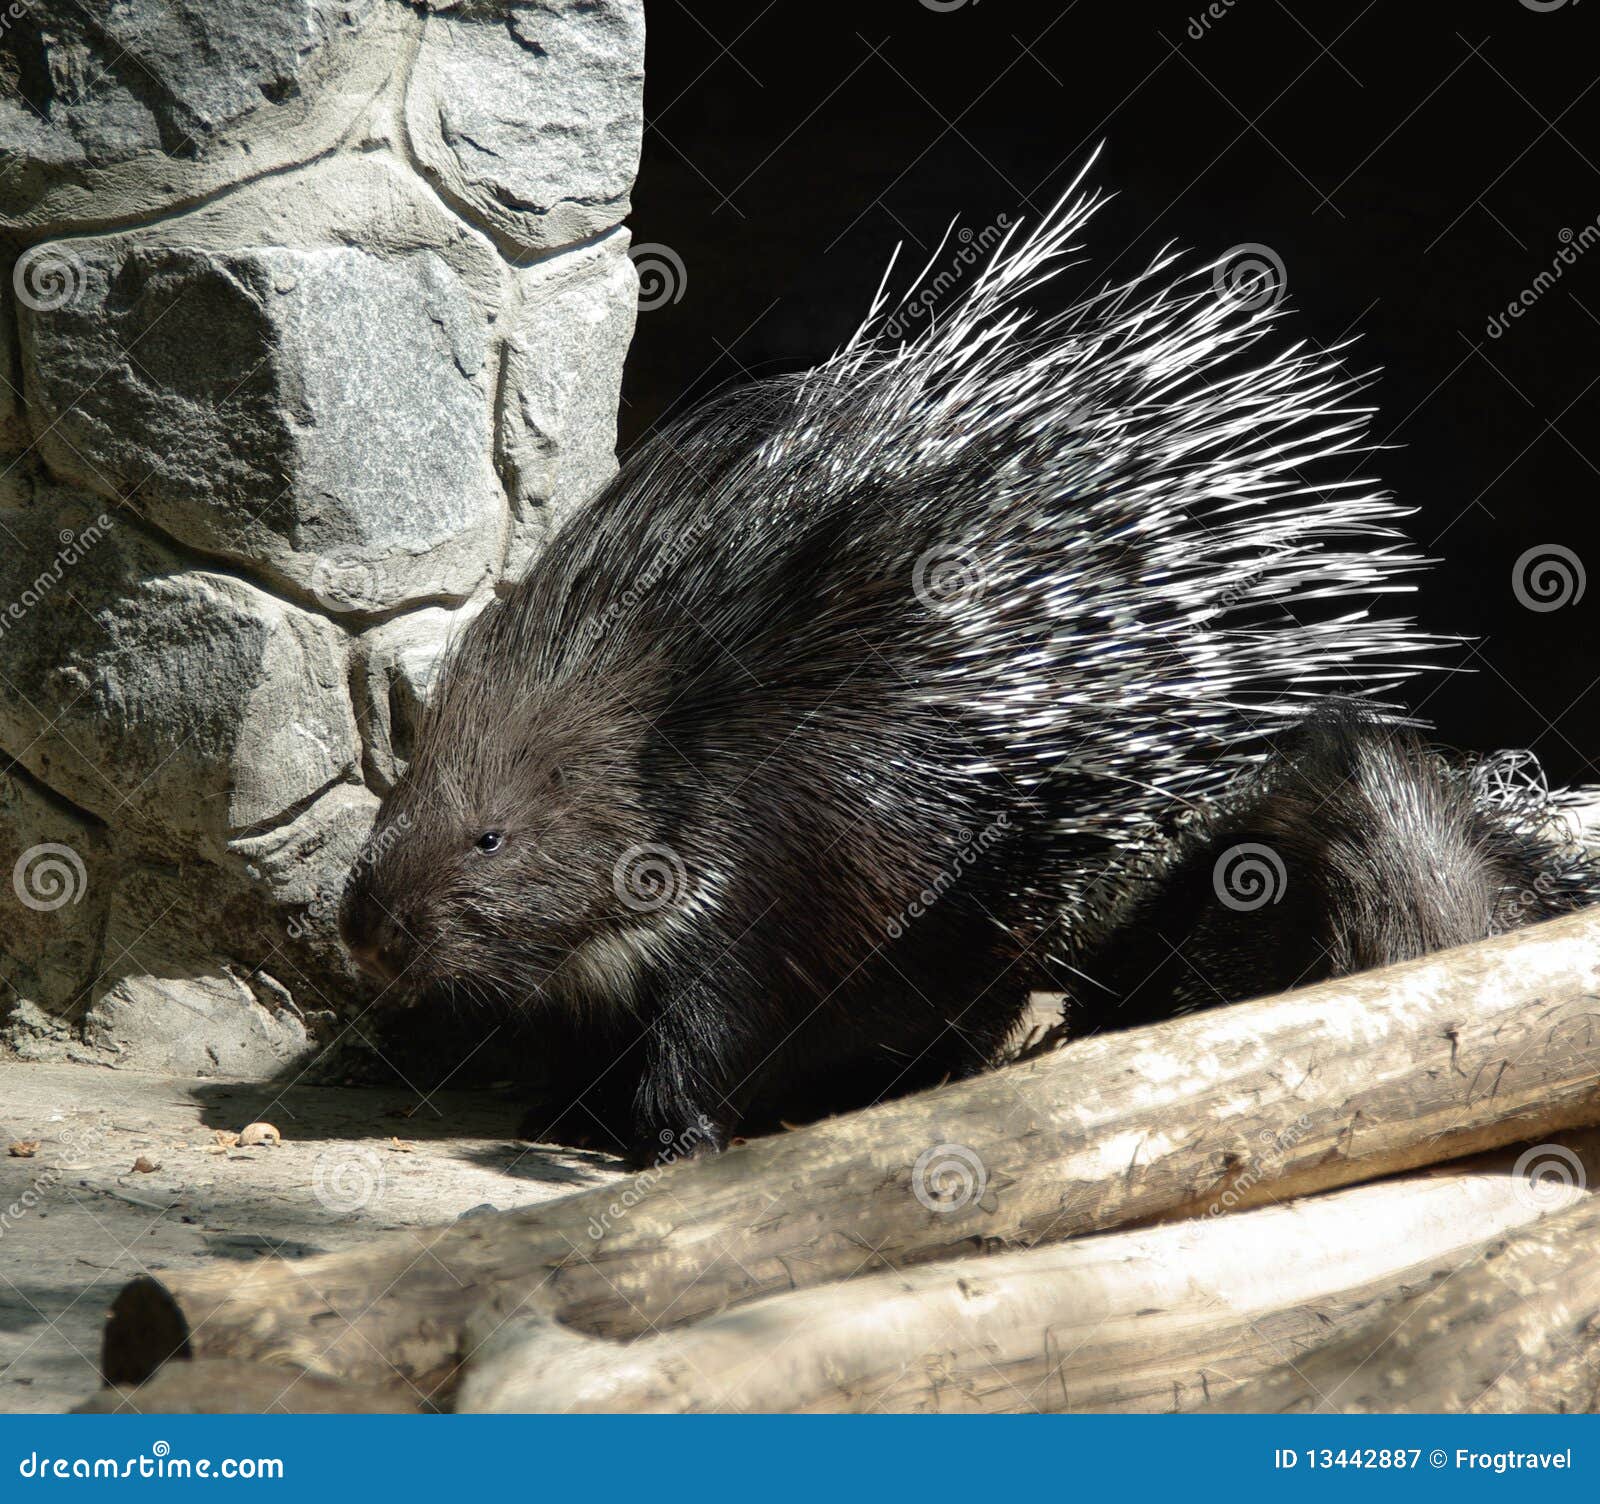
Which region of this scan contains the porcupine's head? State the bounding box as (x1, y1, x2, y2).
(337, 595, 664, 1012)
(335, 370, 797, 1014)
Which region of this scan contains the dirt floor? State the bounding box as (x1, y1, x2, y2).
(0, 1059, 624, 1413)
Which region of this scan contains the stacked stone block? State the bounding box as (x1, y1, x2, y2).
(0, 1, 644, 1073)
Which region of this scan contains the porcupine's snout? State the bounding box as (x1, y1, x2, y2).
(338, 880, 414, 985)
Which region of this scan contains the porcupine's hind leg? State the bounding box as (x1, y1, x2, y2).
(1067, 706, 1600, 1030)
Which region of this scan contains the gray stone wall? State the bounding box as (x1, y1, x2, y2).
(0, 1, 644, 1074)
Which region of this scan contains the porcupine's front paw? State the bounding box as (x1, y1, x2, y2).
(624, 1113, 730, 1169)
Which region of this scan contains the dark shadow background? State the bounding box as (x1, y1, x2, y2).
(621, 0, 1599, 784)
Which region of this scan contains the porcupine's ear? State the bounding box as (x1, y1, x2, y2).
(1067, 704, 1600, 1030)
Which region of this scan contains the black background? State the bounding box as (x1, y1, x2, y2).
(622, 0, 1599, 784)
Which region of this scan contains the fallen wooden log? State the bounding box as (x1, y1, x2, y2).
(101, 906, 1600, 1405)
(75, 1359, 418, 1414)
(456, 1133, 1600, 1412)
(1205, 1188, 1600, 1413)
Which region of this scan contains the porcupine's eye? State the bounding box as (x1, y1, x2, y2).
(474, 830, 505, 855)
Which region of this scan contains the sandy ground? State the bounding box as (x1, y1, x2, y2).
(0, 1059, 624, 1414)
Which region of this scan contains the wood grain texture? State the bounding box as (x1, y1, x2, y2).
(1205, 1191, 1600, 1413)
(101, 907, 1600, 1408)
(457, 1134, 1600, 1412)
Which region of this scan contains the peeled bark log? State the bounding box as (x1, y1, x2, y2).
(457, 1134, 1600, 1412)
(75, 1360, 418, 1414)
(102, 907, 1600, 1405)
(1206, 1190, 1600, 1413)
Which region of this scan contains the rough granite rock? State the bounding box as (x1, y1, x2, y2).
(0, 497, 359, 858)
(18, 239, 504, 614)
(0, 0, 641, 1072)
(354, 604, 485, 795)
(405, 0, 645, 254)
(0, 761, 111, 1018)
(70, 150, 513, 321)
(498, 229, 638, 575)
(1, 765, 373, 1071)
(229, 781, 380, 962)
(0, 281, 24, 454)
(0, 997, 87, 1062)
(82, 861, 312, 1076)
(0, 1, 417, 234)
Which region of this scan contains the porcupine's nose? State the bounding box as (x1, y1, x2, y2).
(346, 936, 405, 982)
(338, 889, 409, 983)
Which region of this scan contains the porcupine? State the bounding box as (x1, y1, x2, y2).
(339, 162, 1599, 1162)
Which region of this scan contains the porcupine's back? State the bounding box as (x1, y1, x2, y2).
(434, 155, 1438, 961)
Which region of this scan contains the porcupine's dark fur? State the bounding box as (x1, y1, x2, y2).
(1065, 709, 1599, 1031)
(339, 161, 1600, 1162)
